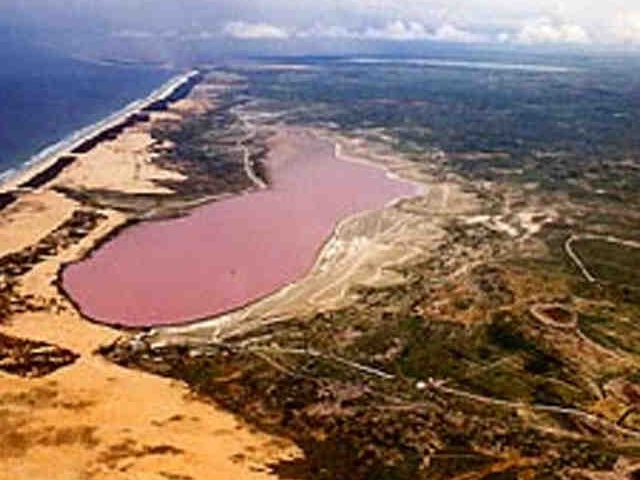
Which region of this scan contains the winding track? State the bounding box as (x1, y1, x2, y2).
(565, 233, 640, 283)
(229, 102, 268, 190)
(429, 379, 640, 439)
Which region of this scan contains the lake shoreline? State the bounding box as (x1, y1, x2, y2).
(60, 126, 422, 327)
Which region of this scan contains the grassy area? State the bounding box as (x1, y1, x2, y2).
(578, 313, 640, 356)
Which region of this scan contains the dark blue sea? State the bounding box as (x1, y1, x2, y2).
(0, 37, 174, 179)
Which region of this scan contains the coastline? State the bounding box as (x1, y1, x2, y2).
(0, 69, 200, 193)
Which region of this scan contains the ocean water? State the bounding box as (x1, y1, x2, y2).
(0, 38, 174, 179)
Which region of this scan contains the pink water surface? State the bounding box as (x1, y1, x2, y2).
(62, 130, 418, 326)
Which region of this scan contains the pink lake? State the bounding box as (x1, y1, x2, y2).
(62, 129, 418, 326)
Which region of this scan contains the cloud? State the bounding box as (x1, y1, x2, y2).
(362, 21, 430, 41)
(11, 0, 640, 52)
(110, 18, 599, 49)
(609, 11, 640, 44)
(222, 21, 289, 39)
(431, 24, 488, 43)
(111, 29, 156, 39)
(296, 25, 359, 39)
(297, 21, 487, 43)
(179, 31, 217, 41)
(513, 19, 591, 44)
(497, 32, 511, 43)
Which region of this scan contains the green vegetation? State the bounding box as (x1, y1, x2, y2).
(579, 313, 640, 355)
(150, 106, 257, 198)
(573, 239, 640, 288)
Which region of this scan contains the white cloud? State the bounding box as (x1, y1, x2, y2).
(179, 31, 217, 41)
(497, 32, 511, 43)
(18, 0, 640, 50)
(108, 15, 606, 48)
(514, 19, 590, 44)
(222, 21, 289, 39)
(297, 21, 487, 43)
(609, 11, 640, 44)
(112, 29, 156, 39)
(362, 21, 430, 41)
(431, 24, 488, 43)
(296, 25, 359, 39)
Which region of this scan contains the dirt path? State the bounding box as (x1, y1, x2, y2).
(565, 233, 640, 283)
(231, 104, 268, 190)
(426, 378, 640, 440)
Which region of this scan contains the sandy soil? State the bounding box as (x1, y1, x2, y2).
(0, 190, 77, 256)
(170, 98, 210, 116)
(51, 97, 210, 195)
(56, 127, 185, 194)
(0, 95, 297, 480)
(0, 311, 299, 480)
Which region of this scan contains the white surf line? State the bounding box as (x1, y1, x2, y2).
(1, 69, 199, 191)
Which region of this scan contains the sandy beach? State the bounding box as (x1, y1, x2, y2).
(0, 70, 198, 194)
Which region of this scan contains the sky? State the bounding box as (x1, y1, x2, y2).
(3, 0, 640, 59)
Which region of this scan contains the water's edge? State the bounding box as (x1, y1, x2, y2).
(0, 70, 199, 190)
